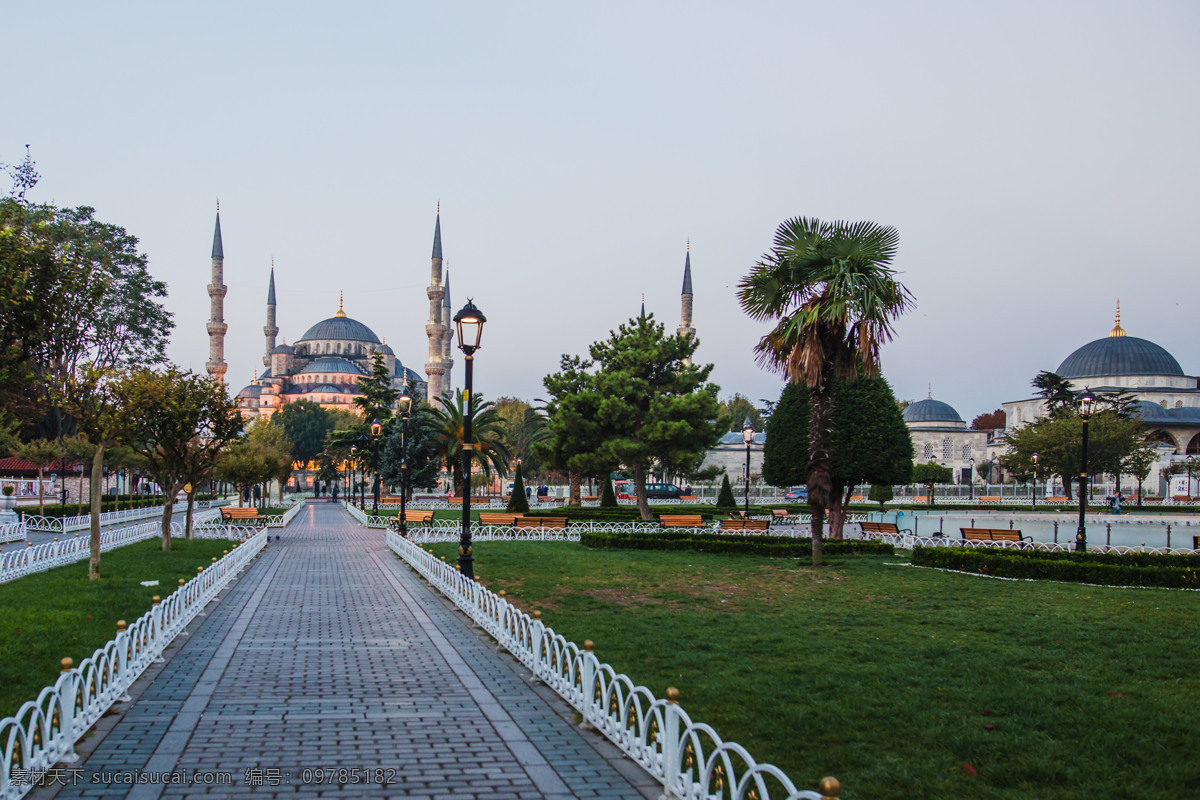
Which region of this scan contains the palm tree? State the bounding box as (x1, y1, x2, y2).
(738, 217, 913, 565)
(432, 390, 511, 496)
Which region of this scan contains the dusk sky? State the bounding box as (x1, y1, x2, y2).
(4, 2, 1197, 422)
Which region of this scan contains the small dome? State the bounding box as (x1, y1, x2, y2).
(1056, 336, 1183, 379)
(903, 398, 964, 424)
(309, 383, 348, 393)
(1133, 401, 1172, 422)
(297, 316, 381, 344)
(236, 384, 262, 399)
(298, 357, 364, 376)
(272, 342, 294, 355)
(376, 342, 394, 355)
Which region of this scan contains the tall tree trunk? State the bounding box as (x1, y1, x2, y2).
(37, 467, 44, 514)
(88, 445, 105, 580)
(161, 491, 175, 551)
(78, 468, 85, 516)
(185, 489, 196, 540)
(569, 471, 581, 507)
(828, 482, 851, 539)
(807, 382, 836, 566)
(632, 463, 652, 520)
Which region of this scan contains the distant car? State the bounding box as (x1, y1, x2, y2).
(783, 487, 808, 501)
(643, 483, 683, 500)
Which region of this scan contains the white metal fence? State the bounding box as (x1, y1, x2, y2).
(844, 522, 1200, 555)
(0, 521, 24, 544)
(388, 529, 826, 800)
(0, 529, 266, 799)
(21, 502, 192, 534)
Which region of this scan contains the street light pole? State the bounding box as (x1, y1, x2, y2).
(742, 418, 754, 519)
(928, 457, 937, 507)
(1187, 455, 1195, 501)
(454, 299, 487, 581)
(1032, 452, 1039, 510)
(398, 390, 413, 536)
(370, 419, 382, 515)
(1076, 388, 1095, 553)
(969, 457, 975, 502)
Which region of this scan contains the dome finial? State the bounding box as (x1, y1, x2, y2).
(252, 368, 257, 383)
(335, 291, 347, 318)
(927, 384, 932, 400)
(1109, 300, 1126, 337)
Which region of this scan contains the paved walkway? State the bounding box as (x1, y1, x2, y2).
(43, 503, 657, 799)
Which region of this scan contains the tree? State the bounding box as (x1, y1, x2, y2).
(215, 421, 292, 509)
(11, 438, 64, 514)
(538, 356, 611, 506)
(739, 217, 913, 565)
(1032, 372, 1076, 419)
(494, 397, 550, 474)
(868, 483, 894, 507)
(354, 353, 398, 424)
(599, 475, 617, 508)
(378, 398, 443, 498)
(119, 367, 244, 544)
(588, 314, 721, 519)
(717, 394, 766, 434)
(272, 399, 335, 468)
(911, 462, 953, 503)
(507, 463, 530, 513)
(1122, 444, 1159, 506)
(716, 474, 737, 508)
(431, 390, 510, 496)
(971, 409, 1006, 430)
(762, 376, 912, 537)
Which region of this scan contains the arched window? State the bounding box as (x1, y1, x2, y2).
(942, 437, 953, 461)
(1176, 401, 1184, 408)
(923, 442, 933, 459)
(1186, 433, 1200, 455)
(1160, 400, 1168, 409)
(962, 443, 973, 460)
(1146, 430, 1177, 454)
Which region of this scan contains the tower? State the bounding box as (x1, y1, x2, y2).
(424, 206, 447, 403)
(677, 242, 695, 365)
(441, 263, 455, 388)
(264, 260, 278, 370)
(205, 206, 228, 384)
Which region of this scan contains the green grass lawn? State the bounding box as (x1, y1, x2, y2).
(423, 541, 1200, 800)
(0, 537, 238, 720)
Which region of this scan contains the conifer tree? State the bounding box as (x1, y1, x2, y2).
(507, 463, 530, 513)
(599, 474, 617, 508)
(716, 474, 737, 508)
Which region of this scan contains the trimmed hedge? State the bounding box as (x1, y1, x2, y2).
(580, 530, 894, 558)
(525, 504, 802, 522)
(912, 546, 1200, 589)
(17, 496, 215, 518)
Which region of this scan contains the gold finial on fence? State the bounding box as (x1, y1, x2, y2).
(152, 596, 160, 605)
(223, 550, 228, 555)
(533, 611, 541, 620)
(54, 537, 58, 542)
(584, 640, 594, 652)
(666, 687, 680, 704)
(178, 579, 185, 586)
(61, 657, 73, 672)
(27, 542, 32, 547)
(211, 557, 217, 563)
(197, 566, 204, 573)
(819, 777, 841, 799)
(116, 620, 126, 632)
(498, 590, 506, 598)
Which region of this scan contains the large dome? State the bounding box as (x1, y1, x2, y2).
(298, 357, 365, 375)
(1056, 336, 1183, 379)
(297, 316, 381, 344)
(903, 398, 964, 424)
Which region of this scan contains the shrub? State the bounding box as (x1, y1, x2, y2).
(912, 546, 1200, 589)
(716, 474, 737, 508)
(581, 530, 893, 558)
(868, 484, 893, 507)
(507, 465, 530, 513)
(599, 476, 617, 508)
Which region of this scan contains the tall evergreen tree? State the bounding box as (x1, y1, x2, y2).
(507, 463, 530, 513)
(716, 474, 737, 508)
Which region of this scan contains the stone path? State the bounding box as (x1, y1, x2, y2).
(43, 503, 657, 799)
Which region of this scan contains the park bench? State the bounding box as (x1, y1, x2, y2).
(514, 516, 568, 530)
(659, 514, 705, 528)
(979, 496, 1002, 502)
(448, 497, 464, 505)
(479, 513, 521, 526)
(386, 509, 436, 532)
(1142, 496, 1163, 504)
(718, 518, 770, 531)
(859, 521, 910, 536)
(1172, 495, 1193, 503)
(221, 507, 266, 525)
(771, 509, 794, 523)
(582, 495, 598, 502)
(960, 527, 1029, 543)
(679, 495, 699, 502)
(1045, 496, 1069, 504)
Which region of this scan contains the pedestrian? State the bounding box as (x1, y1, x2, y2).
(1113, 491, 1123, 515)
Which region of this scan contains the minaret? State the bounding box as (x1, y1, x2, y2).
(677, 241, 695, 364)
(205, 205, 228, 384)
(263, 259, 278, 370)
(424, 205, 447, 403)
(441, 263, 455, 388)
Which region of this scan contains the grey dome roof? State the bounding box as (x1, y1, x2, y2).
(1056, 336, 1182, 379)
(272, 342, 294, 354)
(376, 342, 394, 355)
(236, 384, 262, 398)
(297, 316, 381, 344)
(1133, 401, 1173, 422)
(298, 357, 364, 375)
(309, 383, 349, 393)
(903, 398, 964, 424)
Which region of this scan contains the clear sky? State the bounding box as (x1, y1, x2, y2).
(4, 1, 1197, 421)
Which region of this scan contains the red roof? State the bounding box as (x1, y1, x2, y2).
(0, 457, 84, 475)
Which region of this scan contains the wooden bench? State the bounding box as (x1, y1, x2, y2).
(479, 513, 521, 526)
(659, 514, 705, 528)
(386, 509, 436, 531)
(679, 495, 699, 502)
(1173, 496, 1193, 503)
(447, 497, 464, 505)
(961, 527, 1029, 543)
(860, 521, 910, 536)
(514, 516, 568, 529)
(979, 496, 1002, 502)
(582, 495, 598, 502)
(718, 518, 770, 531)
(1045, 496, 1068, 504)
(771, 509, 793, 521)
(1142, 496, 1163, 504)
(221, 507, 265, 525)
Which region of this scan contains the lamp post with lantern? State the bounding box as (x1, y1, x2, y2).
(1187, 455, 1195, 501)
(968, 457, 975, 502)
(453, 299, 486, 581)
(1032, 452, 1039, 510)
(742, 417, 755, 518)
(370, 419, 383, 514)
(397, 389, 413, 536)
(1076, 387, 1096, 552)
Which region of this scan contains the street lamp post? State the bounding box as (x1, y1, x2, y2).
(454, 299, 486, 581)
(397, 390, 413, 536)
(742, 418, 755, 518)
(928, 457, 937, 507)
(357, 434, 369, 508)
(969, 457, 975, 502)
(1032, 452, 1039, 510)
(1187, 455, 1195, 500)
(1076, 387, 1095, 553)
(349, 445, 358, 507)
(370, 419, 382, 514)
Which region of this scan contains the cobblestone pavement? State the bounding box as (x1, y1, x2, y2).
(44, 503, 657, 799)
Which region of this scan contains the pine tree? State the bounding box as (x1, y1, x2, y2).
(716, 474, 737, 508)
(599, 475, 617, 508)
(507, 464, 530, 513)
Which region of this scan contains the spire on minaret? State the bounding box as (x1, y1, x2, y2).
(432, 205, 443, 260)
(1109, 300, 1126, 337)
(205, 207, 228, 384)
(640, 293, 646, 320)
(425, 206, 448, 403)
(677, 243, 696, 363)
(264, 260, 279, 370)
(441, 263, 455, 388)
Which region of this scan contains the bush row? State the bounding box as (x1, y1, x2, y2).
(912, 546, 1200, 589)
(526, 504, 807, 521)
(580, 530, 893, 558)
(16, 495, 217, 518)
